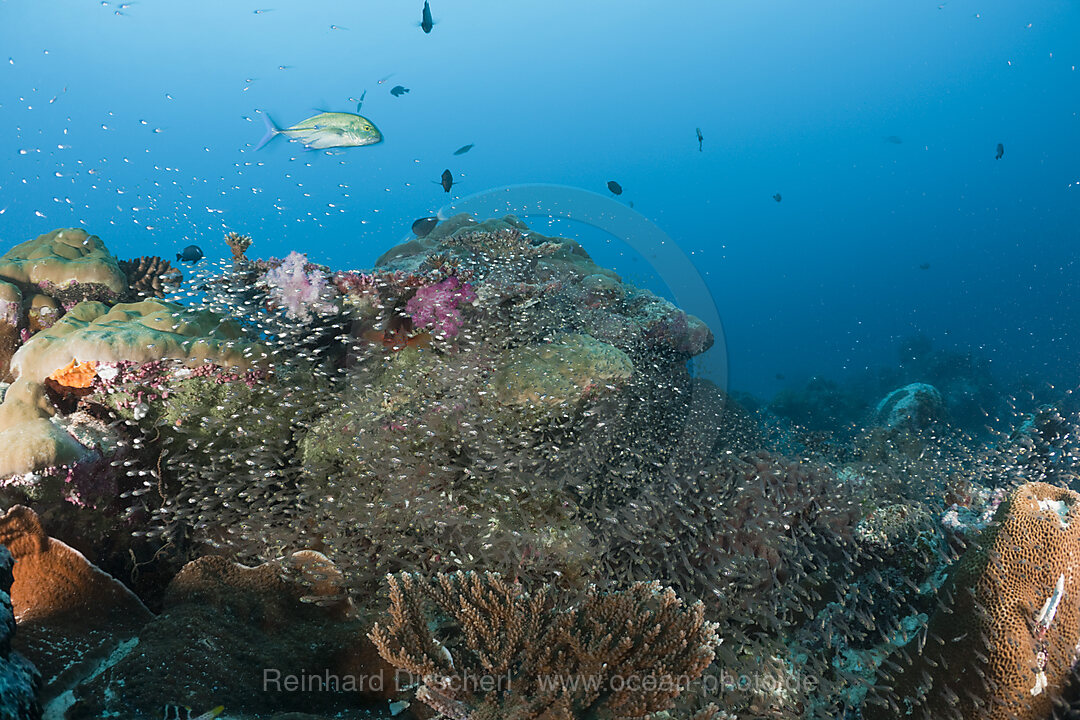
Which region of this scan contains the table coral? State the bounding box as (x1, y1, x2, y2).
(370, 571, 719, 720)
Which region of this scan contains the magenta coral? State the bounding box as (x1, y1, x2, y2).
(405, 276, 476, 338)
(264, 251, 338, 321)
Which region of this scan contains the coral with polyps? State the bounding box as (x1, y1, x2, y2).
(869, 481, 1080, 720)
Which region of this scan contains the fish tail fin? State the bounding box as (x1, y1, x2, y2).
(176, 253, 182, 261)
(255, 112, 279, 151)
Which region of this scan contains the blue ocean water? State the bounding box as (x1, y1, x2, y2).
(1, 0, 1078, 402)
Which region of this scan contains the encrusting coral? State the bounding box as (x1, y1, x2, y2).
(370, 571, 720, 720)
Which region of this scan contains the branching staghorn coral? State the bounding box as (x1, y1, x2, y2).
(369, 571, 720, 720)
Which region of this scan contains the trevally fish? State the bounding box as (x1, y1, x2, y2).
(256, 111, 382, 150)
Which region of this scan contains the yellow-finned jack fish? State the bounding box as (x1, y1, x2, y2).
(256, 111, 382, 150)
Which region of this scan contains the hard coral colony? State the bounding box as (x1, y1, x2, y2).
(0, 218, 1075, 720)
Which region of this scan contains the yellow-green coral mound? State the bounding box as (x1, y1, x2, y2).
(0, 228, 127, 298)
(495, 333, 633, 408)
(10, 299, 264, 382)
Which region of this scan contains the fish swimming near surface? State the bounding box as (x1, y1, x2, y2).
(439, 169, 454, 192)
(696, 127, 703, 152)
(420, 0, 434, 33)
(607, 180, 622, 195)
(453, 143, 474, 155)
(390, 85, 409, 97)
(162, 704, 224, 720)
(995, 142, 1004, 159)
(176, 245, 204, 263)
(256, 111, 382, 150)
(772, 193, 782, 202)
(412, 216, 439, 237)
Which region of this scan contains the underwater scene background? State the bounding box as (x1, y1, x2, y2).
(1, 0, 1080, 719)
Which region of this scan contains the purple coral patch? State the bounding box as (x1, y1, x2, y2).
(405, 276, 477, 338)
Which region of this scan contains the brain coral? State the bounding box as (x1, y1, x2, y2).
(869, 481, 1080, 720)
(0, 228, 127, 302)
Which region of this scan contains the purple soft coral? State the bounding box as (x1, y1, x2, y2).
(406, 276, 477, 338)
(264, 251, 338, 321)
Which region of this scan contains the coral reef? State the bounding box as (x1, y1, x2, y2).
(370, 571, 719, 720)
(0, 299, 264, 478)
(0, 217, 1040, 720)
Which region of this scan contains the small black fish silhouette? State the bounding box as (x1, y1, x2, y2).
(772, 193, 782, 202)
(995, 142, 1004, 160)
(420, 0, 434, 33)
(884, 135, 903, 144)
(453, 143, 474, 155)
(607, 180, 622, 195)
(176, 244, 203, 263)
(412, 216, 439, 237)
(390, 85, 409, 97)
(918, 262, 930, 270)
(439, 169, 453, 192)
(696, 127, 703, 152)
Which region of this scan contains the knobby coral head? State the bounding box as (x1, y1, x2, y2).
(264, 251, 338, 321)
(406, 276, 477, 339)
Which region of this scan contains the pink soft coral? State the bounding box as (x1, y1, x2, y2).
(264, 251, 338, 321)
(405, 276, 477, 338)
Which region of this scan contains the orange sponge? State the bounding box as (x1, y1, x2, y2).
(47, 358, 97, 389)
